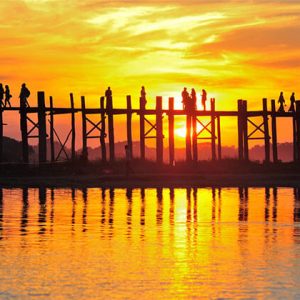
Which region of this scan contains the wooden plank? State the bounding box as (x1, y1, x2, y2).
(217, 116, 222, 160)
(70, 93, 76, 161)
(263, 98, 270, 163)
(237, 100, 244, 160)
(192, 108, 198, 162)
(139, 97, 145, 160)
(211, 98, 216, 161)
(38, 91, 47, 163)
(156, 96, 163, 164)
(106, 94, 115, 162)
(0, 107, 2, 163)
(100, 96, 107, 162)
(296, 101, 300, 162)
(81, 96, 88, 161)
(126, 95, 133, 159)
(168, 97, 175, 165)
(243, 100, 249, 161)
(271, 100, 278, 163)
(186, 108, 192, 162)
(49, 96, 55, 162)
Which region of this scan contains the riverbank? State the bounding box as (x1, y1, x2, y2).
(1, 173, 300, 188)
(1, 159, 300, 188)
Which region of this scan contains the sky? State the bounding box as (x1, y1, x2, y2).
(1, 0, 300, 147)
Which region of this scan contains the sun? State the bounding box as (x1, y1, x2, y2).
(175, 126, 187, 138)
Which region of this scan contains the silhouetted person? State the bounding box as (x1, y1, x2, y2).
(4, 85, 12, 108)
(19, 83, 30, 108)
(181, 87, 189, 110)
(125, 144, 133, 176)
(140, 86, 147, 107)
(201, 89, 207, 111)
(278, 91, 285, 112)
(288, 92, 296, 112)
(0, 84, 4, 107)
(191, 88, 197, 110)
(105, 86, 112, 101)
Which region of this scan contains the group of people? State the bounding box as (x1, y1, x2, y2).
(182, 88, 208, 111)
(278, 92, 296, 112)
(0, 83, 31, 108)
(0, 84, 12, 108)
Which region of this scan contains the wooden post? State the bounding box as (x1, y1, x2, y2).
(263, 98, 270, 163)
(49, 96, 55, 162)
(70, 93, 76, 161)
(100, 96, 107, 162)
(243, 100, 249, 161)
(186, 108, 192, 162)
(81, 96, 88, 161)
(126, 95, 133, 159)
(211, 98, 216, 161)
(168, 97, 175, 165)
(20, 102, 29, 163)
(38, 91, 47, 163)
(293, 115, 297, 162)
(106, 95, 115, 162)
(139, 97, 145, 160)
(296, 101, 300, 162)
(192, 106, 198, 162)
(237, 99, 244, 160)
(217, 116, 222, 160)
(0, 106, 3, 163)
(156, 96, 163, 164)
(271, 99, 278, 163)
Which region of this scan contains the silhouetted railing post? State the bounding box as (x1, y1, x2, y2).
(0, 106, 3, 163)
(192, 106, 198, 162)
(100, 96, 107, 162)
(217, 116, 222, 160)
(186, 107, 192, 162)
(243, 100, 249, 161)
(70, 93, 76, 161)
(168, 97, 175, 165)
(293, 111, 297, 162)
(296, 101, 300, 161)
(156, 96, 163, 164)
(139, 97, 145, 161)
(38, 91, 47, 163)
(263, 98, 270, 163)
(211, 98, 216, 161)
(49, 96, 55, 162)
(106, 95, 115, 162)
(81, 96, 88, 161)
(126, 95, 133, 159)
(271, 99, 278, 163)
(237, 99, 244, 160)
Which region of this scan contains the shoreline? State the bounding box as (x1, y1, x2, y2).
(1, 173, 300, 188)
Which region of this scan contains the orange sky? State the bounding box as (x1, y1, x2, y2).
(1, 0, 300, 148)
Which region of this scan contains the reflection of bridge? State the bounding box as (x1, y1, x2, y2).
(1, 92, 300, 163)
(0, 188, 299, 239)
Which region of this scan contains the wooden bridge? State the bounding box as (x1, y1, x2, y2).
(0, 91, 299, 164)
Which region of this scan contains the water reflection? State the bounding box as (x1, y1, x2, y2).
(0, 187, 299, 298)
(0, 186, 297, 239)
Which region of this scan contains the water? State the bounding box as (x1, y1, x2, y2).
(0, 187, 299, 299)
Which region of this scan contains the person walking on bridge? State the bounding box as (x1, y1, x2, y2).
(0, 84, 4, 108)
(181, 87, 189, 110)
(191, 88, 197, 110)
(105, 87, 112, 101)
(4, 85, 12, 108)
(19, 83, 30, 108)
(278, 91, 285, 112)
(288, 92, 296, 112)
(201, 89, 207, 111)
(140, 86, 147, 107)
